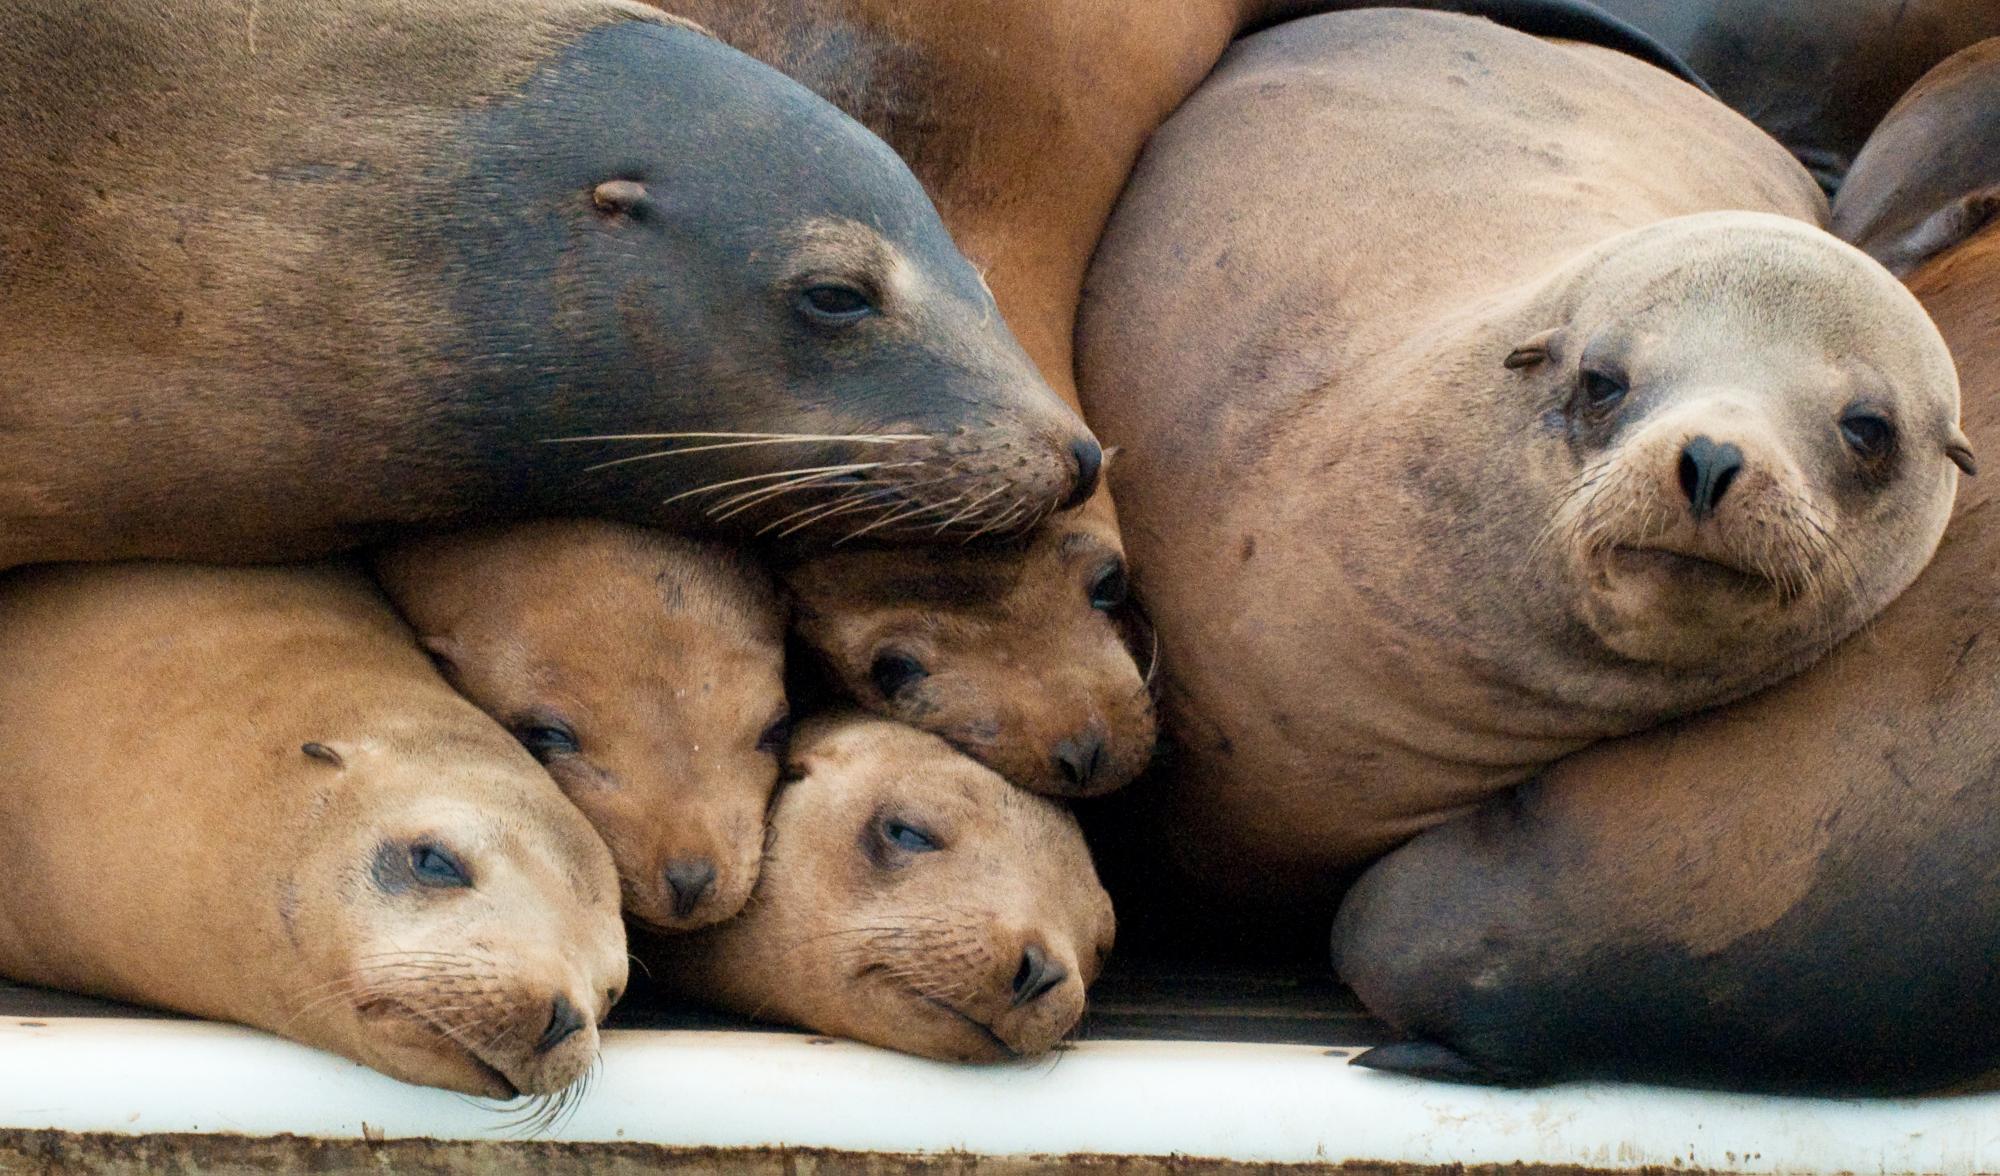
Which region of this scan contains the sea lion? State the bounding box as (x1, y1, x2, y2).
(0, 0, 1097, 572)
(1593, 0, 2000, 192)
(0, 562, 626, 1099)
(660, 0, 1683, 798)
(642, 713, 1116, 1062)
(1834, 38, 2000, 275)
(374, 520, 787, 932)
(1331, 37, 2000, 1098)
(780, 511, 1156, 798)
(1076, 9, 1967, 903)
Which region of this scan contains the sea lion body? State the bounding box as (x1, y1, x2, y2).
(1332, 38, 2000, 1097)
(0, 562, 625, 1099)
(1077, 10, 1963, 900)
(374, 520, 788, 932)
(644, 713, 1115, 1062)
(1594, 0, 2000, 191)
(0, 0, 1095, 569)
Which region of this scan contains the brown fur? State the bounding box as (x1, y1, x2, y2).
(783, 511, 1154, 797)
(373, 521, 787, 932)
(0, 0, 1095, 566)
(1077, 10, 1964, 898)
(641, 714, 1115, 1062)
(0, 562, 625, 1099)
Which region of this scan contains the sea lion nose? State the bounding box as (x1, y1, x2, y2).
(1677, 436, 1744, 521)
(663, 859, 717, 919)
(536, 994, 587, 1054)
(1053, 730, 1107, 792)
(1060, 437, 1104, 510)
(1010, 942, 1069, 1008)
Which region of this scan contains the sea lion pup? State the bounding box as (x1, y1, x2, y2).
(1331, 38, 2000, 1098)
(374, 520, 787, 932)
(0, 562, 626, 1099)
(1076, 9, 1969, 902)
(778, 512, 1156, 799)
(1593, 0, 2000, 193)
(0, 0, 1099, 572)
(641, 714, 1116, 1062)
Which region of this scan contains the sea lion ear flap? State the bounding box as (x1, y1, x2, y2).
(591, 179, 657, 220)
(1503, 328, 1562, 370)
(1947, 427, 1979, 476)
(419, 634, 464, 676)
(1876, 187, 2000, 277)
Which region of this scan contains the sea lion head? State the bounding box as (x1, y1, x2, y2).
(648, 714, 1115, 1062)
(1509, 212, 1967, 672)
(374, 521, 788, 933)
(782, 512, 1156, 797)
(283, 728, 625, 1101)
(456, 15, 1101, 542)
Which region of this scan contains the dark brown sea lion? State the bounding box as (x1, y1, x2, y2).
(374, 520, 788, 932)
(659, 0, 1692, 799)
(1333, 41, 2000, 1095)
(1594, 0, 2000, 192)
(1076, 10, 1964, 903)
(642, 713, 1116, 1062)
(0, 562, 625, 1099)
(1834, 37, 2000, 274)
(0, 0, 1096, 571)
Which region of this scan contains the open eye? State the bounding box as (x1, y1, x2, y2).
(756, 709, 792, 755)
(1088, 560, 1129, 611)
(410, 843, 472, 889)
(1578, 366, 1628, 414)
(797, 283, 877, 324)
(881, 819, 939, 853)
(869, 651, 929, 700)
(512, 721, 579, 762)
(1840, 410, 1896, 461)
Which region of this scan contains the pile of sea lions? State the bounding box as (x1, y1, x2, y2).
(3, 0, 1998, 1110)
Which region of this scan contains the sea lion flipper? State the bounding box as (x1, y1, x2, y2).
(1351, 1039, 1514, 1085)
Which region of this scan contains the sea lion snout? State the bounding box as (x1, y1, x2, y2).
(1677, 435, 1744, 520)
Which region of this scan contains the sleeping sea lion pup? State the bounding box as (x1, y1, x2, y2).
(1077, 9, 1968, 900)
(1331, 36, 2000, 1097)
(375, 520, 788, 932)
(642, 714, 1115, 1062)
(781, 511, 1156, 798)
(0, 563, 626, 1099)
(0, 0, 1096, 571)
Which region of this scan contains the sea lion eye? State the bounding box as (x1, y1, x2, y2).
(1578, 367, 1628, 413)
(869, 651, 929, 699)
(410, 843, 472, 889)
(797, 283, 877, 323)
(512, 721, 579, 761)
(756, 709, 792, 755)
(882, 819, 939, 853)
(1840, 411, 1896, 461)
(1088, 560, 1129, 611)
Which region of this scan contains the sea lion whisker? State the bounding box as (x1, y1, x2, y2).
(706, 469, 857, 519)
(584, 437, 925, 473)
(933, 486, 1009, 533)
(544, 431, 928, 446)
(836, 495, 964, 545)
(659, 462, 920, 507)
